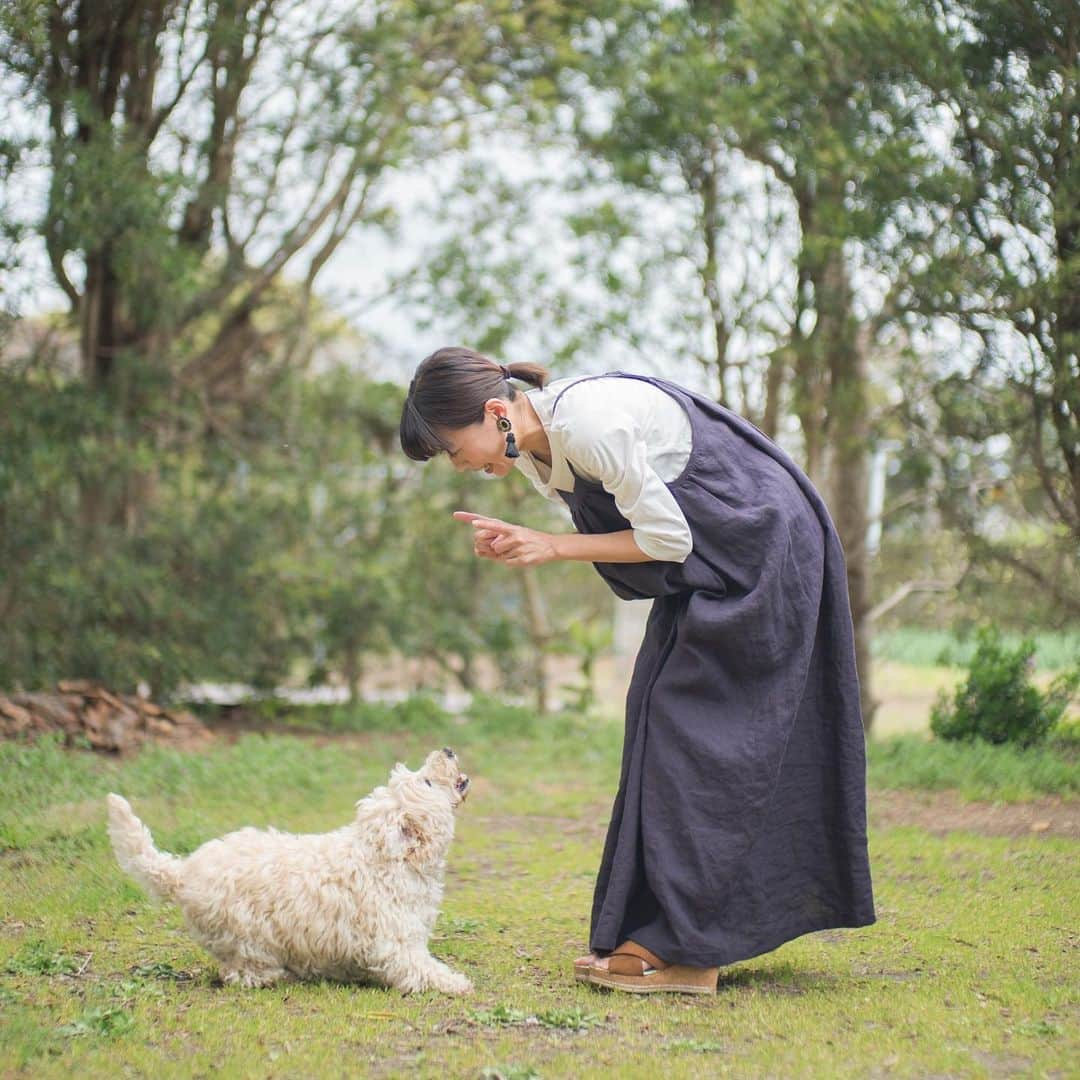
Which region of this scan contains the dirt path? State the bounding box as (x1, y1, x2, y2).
(869, 788, 1079, 840)
(466, 791, 1080, 844)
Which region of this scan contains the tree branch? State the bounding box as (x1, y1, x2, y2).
(869, 579, 955, 624)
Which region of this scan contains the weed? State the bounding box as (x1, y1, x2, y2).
(471, 1004, 532, 1026)
(470, 1004, 601, 1031)
(535, 1006, 602, 1030)
(1018, 1019, 1062, 1037)
(130, 960, 193, 982)
(56, 1005, 134, 1039)
(4, 940, 80, 976)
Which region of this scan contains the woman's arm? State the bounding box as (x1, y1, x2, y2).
(452, 512, 657, 566)
(551, 529, 655, 564)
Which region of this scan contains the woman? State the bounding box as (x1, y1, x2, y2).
(399, 346, 876, 995)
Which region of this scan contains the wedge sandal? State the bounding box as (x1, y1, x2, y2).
(583, 940, 718, 995)
(573, 952, 600, 981)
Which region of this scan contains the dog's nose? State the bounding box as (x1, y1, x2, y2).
(442, 747, 455, 758)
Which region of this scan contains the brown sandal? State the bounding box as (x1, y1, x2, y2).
(584, 940, 718, 994)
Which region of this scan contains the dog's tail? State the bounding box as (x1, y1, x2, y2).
(106, 794, 182, 902)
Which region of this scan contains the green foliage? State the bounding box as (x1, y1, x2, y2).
(867, 733, 1079, 801)
(880, 0, 1080, 611)
(470, 1004, 531, 1026)
(929, 627, 1079, 747)
(0, 0, 616, 701)
(130, 961, 193, 983)
(0, 350, 605, 698)
(535, 1006, 603, 1030)
(470, 1004, 601, 1030)
(55, 1006, 134, 1040)
(4, 940, 80, 977)
(548, 616, 613, 714)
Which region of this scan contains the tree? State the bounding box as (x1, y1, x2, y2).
(524, 0, 948, 728)
(0, 0, 542, 533)
(0, 0, 604, 696)
(888, 0, 1080, 618)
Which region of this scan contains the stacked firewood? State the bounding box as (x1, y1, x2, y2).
(0, 680, 211, 753)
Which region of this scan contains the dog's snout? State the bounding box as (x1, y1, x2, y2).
(442, 747, 455, 759)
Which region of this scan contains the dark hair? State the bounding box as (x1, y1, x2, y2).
(399, 346, 550, 461)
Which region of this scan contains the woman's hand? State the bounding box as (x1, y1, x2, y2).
(453, 511, 560, 566)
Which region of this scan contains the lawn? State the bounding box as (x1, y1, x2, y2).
(1, 702, 1077, 1078)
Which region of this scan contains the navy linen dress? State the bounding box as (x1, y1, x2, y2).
(550, 372, 876, 967)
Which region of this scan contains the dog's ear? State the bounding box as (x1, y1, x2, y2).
(399, 813, 434, 868)
(365, 809, 433, 864)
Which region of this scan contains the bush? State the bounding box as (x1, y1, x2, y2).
(930, 626, 1079, 747)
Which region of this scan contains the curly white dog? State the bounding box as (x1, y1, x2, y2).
(107, 747, 472, 994)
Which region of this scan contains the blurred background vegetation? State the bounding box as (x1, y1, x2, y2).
(0, 0, 1076, 736)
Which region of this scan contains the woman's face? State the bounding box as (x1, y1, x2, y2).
(442, 408, 516, 479)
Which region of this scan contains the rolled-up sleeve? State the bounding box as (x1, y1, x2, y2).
(557, 411, 693, 563)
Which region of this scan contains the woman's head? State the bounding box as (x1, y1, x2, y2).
(399, 346, 550, 475)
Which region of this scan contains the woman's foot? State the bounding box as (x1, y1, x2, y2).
(574, 952, 605, 968)
(583, 940, 718, 994)
(573, 951, 602, 980)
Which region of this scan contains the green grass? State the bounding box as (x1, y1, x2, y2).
(872, 627, 1080, 671)
(1, 706, 1077, 1078)
(867, 726, 1080, 801)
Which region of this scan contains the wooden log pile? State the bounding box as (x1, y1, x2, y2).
(0, 680, 212, 753)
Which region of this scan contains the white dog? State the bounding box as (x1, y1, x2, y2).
(106, 747, 472, 994)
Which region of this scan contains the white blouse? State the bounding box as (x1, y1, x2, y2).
(514, 375, 694, 563)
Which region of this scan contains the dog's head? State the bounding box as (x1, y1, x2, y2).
(354, 747, 470, 869)
(410, 746, 471, 807)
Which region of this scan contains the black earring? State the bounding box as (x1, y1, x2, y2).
(496, 415, 520, 458)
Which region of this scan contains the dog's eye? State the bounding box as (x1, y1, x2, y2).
(425, 779, 432, 787)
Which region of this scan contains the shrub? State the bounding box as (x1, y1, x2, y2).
(930, 627, 1079, 747)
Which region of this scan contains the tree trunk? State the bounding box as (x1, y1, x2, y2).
(518, 566, 552, 715)
(698, 151, 731, 409)
(343, 643, 363, 704)
(817, 248, 876, 732)
(790, 254, 829, 489)
(762, 348, 785, 441)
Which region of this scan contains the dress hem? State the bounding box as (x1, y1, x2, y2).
(592, 910, 878, 969)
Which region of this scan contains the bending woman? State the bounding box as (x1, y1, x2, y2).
(398, 346, 875, 994)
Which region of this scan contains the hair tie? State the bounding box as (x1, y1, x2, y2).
(499, 364, 512, 379)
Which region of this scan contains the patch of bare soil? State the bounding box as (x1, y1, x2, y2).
(869, 788, 1079, 840)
